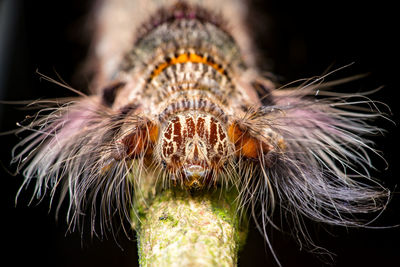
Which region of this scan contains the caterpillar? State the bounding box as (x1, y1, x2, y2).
(7, 0, 393, 265)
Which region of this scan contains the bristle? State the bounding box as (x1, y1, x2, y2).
(11, 0, 390, 264)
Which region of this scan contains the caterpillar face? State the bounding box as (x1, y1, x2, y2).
(158, 112, 231, 188)
(12, 1, 389, 259)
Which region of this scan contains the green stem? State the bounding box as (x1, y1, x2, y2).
(131, 168, 247, 266)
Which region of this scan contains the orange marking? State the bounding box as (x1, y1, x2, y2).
(148, 123, 159, 144)
(228, 123, 272, 159)
(150, 52, 225, 79)
(122, 121, 159, 158)
(241, 137, 259, 158)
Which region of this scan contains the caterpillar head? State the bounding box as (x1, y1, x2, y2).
(119, 112, 279, 189)
(158, 112, 231, 188)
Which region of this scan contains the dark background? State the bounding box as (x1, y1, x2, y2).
(1, 0, 399, 266)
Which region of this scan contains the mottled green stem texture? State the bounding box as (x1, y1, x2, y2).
(133, 186, 246, 267)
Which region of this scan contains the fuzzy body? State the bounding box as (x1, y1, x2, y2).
(13, 0, 389, 262)
(100, 1, 265, 186)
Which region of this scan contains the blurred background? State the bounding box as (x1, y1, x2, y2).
(1, 0, 399, 266)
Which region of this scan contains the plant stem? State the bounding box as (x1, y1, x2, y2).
(132, 172, 247, 267)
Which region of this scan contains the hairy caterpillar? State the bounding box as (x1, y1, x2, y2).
(3, 0, 396, 266)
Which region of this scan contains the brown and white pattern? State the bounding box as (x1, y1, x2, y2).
(100, 1, 265, 187)
(12, 0, 390, 262)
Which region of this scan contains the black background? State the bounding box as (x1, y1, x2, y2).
(1, 0, 399, 266)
